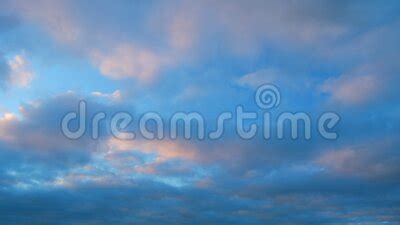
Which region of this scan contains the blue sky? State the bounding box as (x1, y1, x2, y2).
(0, 0, 400, 224)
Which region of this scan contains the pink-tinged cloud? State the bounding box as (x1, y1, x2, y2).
(315, 139, 400, 179)
(10, 0, 82, 46)
(8, 54, 34, 88)
(167, 13, 197, 51)
(107, 138, 198, 161)
(0, 113, 18, 142)
(320, 73, 380, 105)
(9, 0, 171, 83)
(90, 44, 166, 82)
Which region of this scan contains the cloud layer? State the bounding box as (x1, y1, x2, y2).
(0, 1, 400, 224)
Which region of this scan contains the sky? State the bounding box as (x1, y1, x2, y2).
(0, 0, 400, 224)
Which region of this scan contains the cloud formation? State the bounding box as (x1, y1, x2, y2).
(7, 54, 34, 87)
(0, 1, 400, 224)
(90, 43, 166, 82)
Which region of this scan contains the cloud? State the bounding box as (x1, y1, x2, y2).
(8, 0, 177, 83)
(0, 92, 124, 170)
(9, 0, 399, 86)
(7, 54, 34, 88)
(107, 138, 198, 162)
(320, 60, 399, 106)
(91, 89, 123, 102)
(1, 162, 399, 225)
(167, 12, 197, 51)
(236, 68, 282, 88)
(320, 73, 380, 105)
(174, 85, 203, 102)
(159, 0, 397, 56)
(234, 68, 311, 90)
(9, 0, 81, 45)
(315, 138, 400, 180)
(2, 1, 400, 224)
(0, 54, 34, 89)
(134, 159, 196, 176)
(318, 20, 400, 106)
(0, 92, 399, 224)
(90, 43, 167, 82)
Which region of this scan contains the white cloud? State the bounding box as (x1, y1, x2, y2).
(236, 68, 312, 91)
(236, 68, 282, 89)
(91, 89, 123, 102)
(174, 85, 203, 102)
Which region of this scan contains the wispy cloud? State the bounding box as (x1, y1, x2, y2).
(8, 54, 34, 88)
